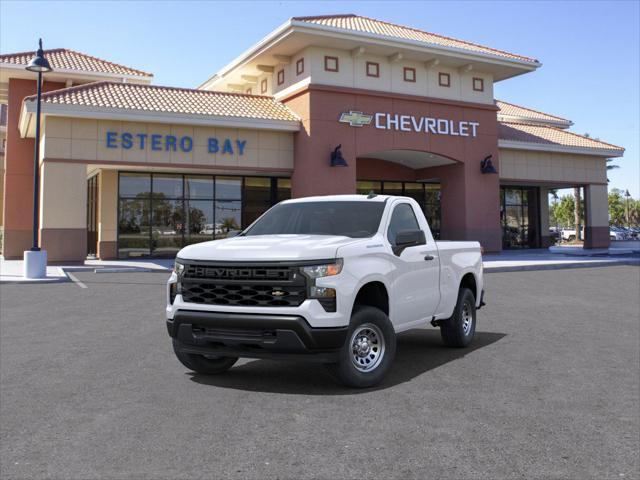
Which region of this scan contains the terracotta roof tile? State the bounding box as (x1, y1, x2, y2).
(496, 100, 571, 126)
(293, 14, 539, 64)
(25, 81, 299, 122)
(0, 48, 152, 77)
(499, 122, 623, 153)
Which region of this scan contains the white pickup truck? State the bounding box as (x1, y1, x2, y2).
(167, 194, 484, 387)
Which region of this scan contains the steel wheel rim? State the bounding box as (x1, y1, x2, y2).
(461, 302, 473, 335)
(349, 323, 385, 373)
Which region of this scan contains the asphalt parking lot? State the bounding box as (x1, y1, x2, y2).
(1, 266, 639, 480)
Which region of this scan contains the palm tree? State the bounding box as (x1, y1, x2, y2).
(606, 158, 619, 182)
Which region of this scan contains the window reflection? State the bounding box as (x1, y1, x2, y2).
(117, 173, 289, 258)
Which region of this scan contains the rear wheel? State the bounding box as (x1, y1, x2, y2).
(172, 339, 238, 374)
(327, 306, 396, 388)
(440, 288, 476, 348)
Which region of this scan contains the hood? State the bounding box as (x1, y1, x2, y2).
(177, 234, 361, 262)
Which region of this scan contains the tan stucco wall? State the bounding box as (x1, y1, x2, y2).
(499, 149, 607, 184)
(585, 184, 609, 228)
(42, 117, 294, 170)
(99, 169, 118, 243)
(271, 46, 494, 104)
(39, 161, 86, 229)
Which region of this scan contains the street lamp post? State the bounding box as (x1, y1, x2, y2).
(625, 189, 631, 229)
(23, 39, 52, 279)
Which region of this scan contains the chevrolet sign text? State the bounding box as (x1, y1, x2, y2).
(374, 113, 479, 137)
(339, 110, 480, 137)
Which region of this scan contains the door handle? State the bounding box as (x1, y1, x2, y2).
(424, 255, 435, 261)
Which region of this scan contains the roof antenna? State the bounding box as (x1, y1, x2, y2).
(367, 190, 377, 199)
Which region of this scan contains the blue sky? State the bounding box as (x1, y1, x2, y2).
(1, 0, 638, 197)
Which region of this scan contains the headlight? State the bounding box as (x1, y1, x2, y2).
(301, 259, 343, 279)
(174, 260, 185, 275)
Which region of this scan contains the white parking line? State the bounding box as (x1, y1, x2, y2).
(66, 272, 88, 289)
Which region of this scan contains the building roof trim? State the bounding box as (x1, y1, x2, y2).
(201, 14, 541, 89)
(18, 81, 301, 137)
(499, 121, 624, 158)
(0, 48, 153, 78)
(292, 14, 540, 64)
(496, 100, 573, 128)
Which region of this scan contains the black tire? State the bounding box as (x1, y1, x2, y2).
(440, 288, 476, 348)
(172, 339, 238, 374)
(327, 306, 396, 388)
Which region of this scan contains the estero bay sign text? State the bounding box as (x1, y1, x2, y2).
(105, 131, 247, 155)
(339, 111, 480, 137)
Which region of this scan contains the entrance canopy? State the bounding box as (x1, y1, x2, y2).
(360, 149, 456, 170)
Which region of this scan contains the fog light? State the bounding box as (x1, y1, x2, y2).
(310, 286, 336, 298)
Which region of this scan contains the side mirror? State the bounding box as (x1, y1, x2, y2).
(393, 229, 426, 255)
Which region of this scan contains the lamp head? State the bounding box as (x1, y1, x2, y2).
(330, 144, 348, 167)
(26, 39, 52, 73)
(480, 155, 498, 174)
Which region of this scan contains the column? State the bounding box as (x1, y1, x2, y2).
(584, 184, 610, 249)
(39, 161, 87, 262)
(98, 170, 118, 259)
(539, 187, 552, 247)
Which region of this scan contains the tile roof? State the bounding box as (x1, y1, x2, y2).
(293, 14, 539, 64)
(499, 122, 624, 153)
(0, 48, 152, 77)
(496, 100, 571, 126)
(25, 81, 299, 122)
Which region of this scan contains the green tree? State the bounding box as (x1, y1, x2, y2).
(608, 188, 625, 226)
(549, 194, 576, 228)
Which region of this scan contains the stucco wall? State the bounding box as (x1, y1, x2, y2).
(42, 118, 294, 171)
(272, 46, 494, 105)
(499, 148, 607, 184)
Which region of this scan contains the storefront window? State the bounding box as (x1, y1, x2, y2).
(185, 176, 214, 199)
(356, 181, 382, 195)
(382, 182, 403, 197)
(276, 178, 291, 202)
(119, 173, 151, 197)
(118, 197, 151, 257)
(356, 180, 441, 238)
(215, 176, 242, 199)
(501, 186, 539, 249)
(117, 173, 288, 258)
(244, 177, 272, 227)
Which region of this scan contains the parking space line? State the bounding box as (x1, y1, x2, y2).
(66, 272, 88, 289)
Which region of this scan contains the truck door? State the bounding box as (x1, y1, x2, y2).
(386, 202, 440, 327)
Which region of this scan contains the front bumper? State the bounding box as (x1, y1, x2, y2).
(168, 310, 348, 362)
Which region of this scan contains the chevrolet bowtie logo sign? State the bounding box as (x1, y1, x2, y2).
(339, 111, 373, 127)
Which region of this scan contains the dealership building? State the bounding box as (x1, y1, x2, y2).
(0, 14, 624, 261)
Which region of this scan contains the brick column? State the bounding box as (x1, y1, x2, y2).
(2, 78, 65, 259)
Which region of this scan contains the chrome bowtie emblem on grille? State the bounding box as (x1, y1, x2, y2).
(271, 290, 287, 297)
(339, 111, 373, 127)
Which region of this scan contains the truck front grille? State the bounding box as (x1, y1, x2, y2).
(180, 263, 307, 307)
(181, 283, 306, 307)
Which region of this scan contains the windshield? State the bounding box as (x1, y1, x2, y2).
(243, 201, 385, 238)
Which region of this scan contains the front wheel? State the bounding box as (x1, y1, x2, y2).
(327, 306, 396, 388)
(172, 339, 238, 374)
(440, 288, 476, 348)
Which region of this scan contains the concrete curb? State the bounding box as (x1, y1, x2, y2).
(485, 259, 640, 273)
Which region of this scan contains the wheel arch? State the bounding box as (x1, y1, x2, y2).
(351, 280, 389, 317)
(459, 271, 478, 300)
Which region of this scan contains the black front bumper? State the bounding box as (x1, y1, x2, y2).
(168, 310, 348, 362)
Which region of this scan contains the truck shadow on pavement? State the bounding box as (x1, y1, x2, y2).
(188, 329, 506, 394)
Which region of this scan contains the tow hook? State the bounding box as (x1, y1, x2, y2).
(430, 317, 443, 327)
